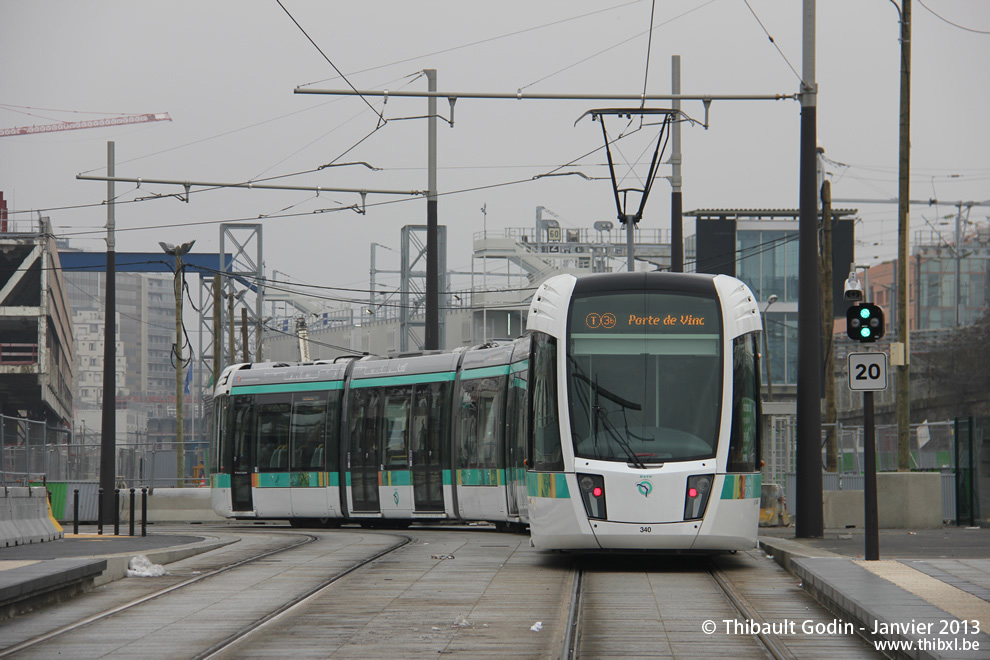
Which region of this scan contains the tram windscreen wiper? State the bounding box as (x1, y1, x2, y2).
(569, 356, 646, 468)
(592, 375, 646, 470)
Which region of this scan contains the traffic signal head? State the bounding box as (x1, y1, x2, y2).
(846, 303, 884, 342)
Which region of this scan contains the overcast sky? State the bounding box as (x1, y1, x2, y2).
(2, 1, 988, 312)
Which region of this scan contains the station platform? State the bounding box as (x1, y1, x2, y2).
(0, 527, 230, 620)
(759, 526, 990, 658)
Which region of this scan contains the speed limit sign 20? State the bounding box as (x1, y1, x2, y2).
(848, 352, 888, 391)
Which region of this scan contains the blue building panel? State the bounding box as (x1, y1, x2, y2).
(58, 252, 232, 275)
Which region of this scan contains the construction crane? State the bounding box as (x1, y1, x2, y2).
(0, 112, 171, 137)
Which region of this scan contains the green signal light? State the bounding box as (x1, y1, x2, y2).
(846, 302, 885, 342)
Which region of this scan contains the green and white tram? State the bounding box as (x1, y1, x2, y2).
(211, 271, 762, 551)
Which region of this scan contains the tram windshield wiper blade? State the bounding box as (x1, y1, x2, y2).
(594, 397, 646, 470)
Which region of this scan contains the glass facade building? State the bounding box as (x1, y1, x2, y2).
(690, 210, 856, 389)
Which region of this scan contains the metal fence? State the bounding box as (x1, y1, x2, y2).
(765, 416, 986, 523)
(1, 414, 71, 486)
(763, 418, 959, 488)
(1, 413, 208, 488)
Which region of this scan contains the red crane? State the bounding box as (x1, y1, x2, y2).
(0, 112, 171, 137)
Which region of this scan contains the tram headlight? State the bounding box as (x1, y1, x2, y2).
(577, 473, 607, 520)
(683, 474, 714, 521)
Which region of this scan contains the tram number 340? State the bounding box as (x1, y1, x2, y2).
(847, 352, 888, 392)
(640, 526, 652, 533)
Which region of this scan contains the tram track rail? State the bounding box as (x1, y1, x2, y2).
(708, 559, 796, 660)
(559, 555, 798, 660)
(0, 529, 315, 657)
(560, 561, 583, 660)
(194, 533, 410, 659)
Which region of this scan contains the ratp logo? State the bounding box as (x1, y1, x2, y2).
(393, 490, 400, 506)
(636, 480, 653, 498)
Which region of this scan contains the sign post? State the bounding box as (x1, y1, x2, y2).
(848, 352, 887, 560)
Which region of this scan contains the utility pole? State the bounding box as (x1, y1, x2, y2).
(99, 142, 117, 525)
(228, 291, 237, 366)
(952, 202, 972, 327)
(425, 68, 439, 351)
(241, 307, 250, 363)
(670, 55, 683, 273)
(796, 0, 823, 538)
(160, 240, 195, 487)
(212, 277, 221, 385)
(821, 180, 838, 472)
(895, 0, 912, 471)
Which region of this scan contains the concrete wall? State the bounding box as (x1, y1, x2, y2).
(877, 472, 943, 528)
(0, 486, 63, 547)
(822, 472, 943, 529)
(822, 490, 865, 529)
(119, 487, 225, 523)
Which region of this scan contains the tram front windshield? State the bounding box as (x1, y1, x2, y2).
(567, 291, 722, 464)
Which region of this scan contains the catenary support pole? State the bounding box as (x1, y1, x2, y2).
(100, 142, 117, 526)
(796, 0, 823, 538)
(670, 56, 683, 272)
(896, 0, 912, 471)
(212, 277, 221, 384)
(174, 252, 185, 487)
(425, 69, 439, 351)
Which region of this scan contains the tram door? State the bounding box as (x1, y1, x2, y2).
(229, 396, 255, 512)
(505, 369, 528, 517)
(411, 384, 444, 511)
(348, 389, 381, 512)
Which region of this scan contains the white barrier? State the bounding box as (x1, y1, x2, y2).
(0, 486, 63, 546)
(120, 487, 226, 524)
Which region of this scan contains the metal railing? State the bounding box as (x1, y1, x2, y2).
(0, 343, 39, 365)
(1, 413, 208, 488)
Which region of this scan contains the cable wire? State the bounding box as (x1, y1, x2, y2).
(519, 0, 716, 91)
(640, 0, 658, 108)
(917, 0, 990, 34)
(742, 0, 803, 84)
(275, 0, 387, 125)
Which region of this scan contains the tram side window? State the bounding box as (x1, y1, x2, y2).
(456, 377, 505, 470)
(382, 387, 411, 469)
(531, 333, 563, 472)
(290, 392, 328, 472)
(432, 382, 452, 465)
(348, 388, 381, 460)
(508, 368, 529, 469)
(257, 394, 292, 471)
(727, 334, 761, 473)
(212, 396, 228, 473)
(324, 391, 341, 473)
(411, 387, 431, 464)
(230, 395, 255, 472)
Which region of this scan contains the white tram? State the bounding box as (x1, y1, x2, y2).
(210, 272, 763, 551)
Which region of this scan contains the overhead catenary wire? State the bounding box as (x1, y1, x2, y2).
(275, 0, 386, 126)
(639, 0, 658, 109)
(297, 1, 645, 88)
(742, 0, 804, 84)
(517, 0, 718, 92)
(916, 0, 990, 35)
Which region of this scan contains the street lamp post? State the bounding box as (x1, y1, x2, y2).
(160, 240, 195, 487)
(761, 295, 779, 401)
